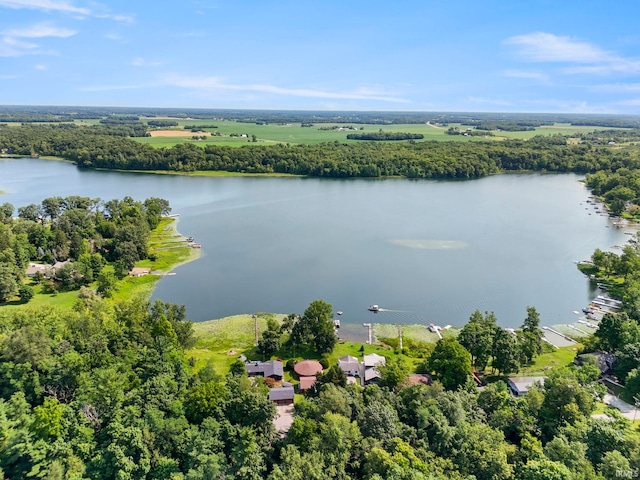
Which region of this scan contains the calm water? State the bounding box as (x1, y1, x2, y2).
(1, 158, 630, 338)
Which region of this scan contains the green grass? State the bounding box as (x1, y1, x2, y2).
(188, 314, 285, 373)
(374, 323, 460, 344)
(518, 344, 581, 376)
(131, 120, 624, 150)
(0, 284, 80, 312)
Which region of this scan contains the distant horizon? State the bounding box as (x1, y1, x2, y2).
(2, 1, 640, 113)
(1, 104, 640, 118)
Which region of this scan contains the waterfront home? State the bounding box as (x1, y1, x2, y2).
(507, 377, 546, 396)
(245, 360, 284, 381)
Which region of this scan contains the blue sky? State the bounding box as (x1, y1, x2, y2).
(1, 0, 640, 113)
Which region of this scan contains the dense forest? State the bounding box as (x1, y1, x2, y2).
(2, 124, 640, 181)
(346, 131, 424, 141)
(1, 295, 639, 479)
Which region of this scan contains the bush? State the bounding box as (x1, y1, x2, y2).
(18, 284, 34, 303)
(285, 359, 297, 371)
(319, 356, 330, 369)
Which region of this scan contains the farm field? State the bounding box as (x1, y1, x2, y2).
(132, 119, 623, 148)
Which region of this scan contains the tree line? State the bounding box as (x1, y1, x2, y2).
(3, 124, 640, 181)
(346, 130, 424, 141)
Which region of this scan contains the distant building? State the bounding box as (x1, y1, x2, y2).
(129, 267, 151, 277)
(294, 360, 323, 378)
(338, 355, 360, 377)
(507, 377, 545, 396)
(268, 386, 294, 405)
(574, 352, 617, 376)
(245, 360, 284, 381)
(361, 353, 386, 386)
(25, 263, 50, 277)
(298, 376, 317, 394)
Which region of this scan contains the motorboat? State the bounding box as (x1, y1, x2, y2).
(368, 305, 380, 312)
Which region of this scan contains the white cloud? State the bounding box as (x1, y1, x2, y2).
(95, 13, 135, 24)
(591, 83, 640, 93)
(505, 32, 640, 76)
(34, 64, 47, 70)
(0, 36, 38, 56)
(0, 0, 89, 14)
(131, 57, 162, 67)
(503, 69, 549, 82)
(2, 22, 76, 38)
(616, 98, 640, 106)
(105, 33, 120, 40)
(0, 21, 76, 56)
(504, 32, 609, 63)
(0, 0, 134, 23)
(164, 75, 410, 103)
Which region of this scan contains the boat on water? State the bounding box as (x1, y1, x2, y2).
(368, 305, 380, 312)
(336, 311, 343, 315)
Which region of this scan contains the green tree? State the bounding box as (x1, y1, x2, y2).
(377, 356, 409, 391)
(491, 328, 520, 375)
(96, 270, 117, 298)
(426, 338, 472, 390)
(520, 459, 573, 480)
(520, 306, 543, 363)
(17, 285, 34, 303)
(258, 318, 282, 359)
(457, 310, 498, 371)
(0, 264, 18, 302)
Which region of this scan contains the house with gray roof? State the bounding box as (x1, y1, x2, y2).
(268, 386, 294, 405)
(361, 353, 387, 386)
(574, 352, 617, 376)
(338, 355, 360, 377)
(245, 360, 284, 381)
(507, 377, 545, 396)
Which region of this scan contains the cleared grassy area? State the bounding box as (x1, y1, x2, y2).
(187, 314, 423, 376)
(518, 344, 581, 375)
(374, 323, 460, 343)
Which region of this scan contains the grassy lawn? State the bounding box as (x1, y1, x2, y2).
(374, 323, 460, 343)
(518, 344, 581, 375)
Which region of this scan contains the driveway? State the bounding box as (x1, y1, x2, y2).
(273, 404, 295, 434)
(601, 394, 640, 421)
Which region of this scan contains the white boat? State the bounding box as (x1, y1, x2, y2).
(337, 311, 343, 315)
(368, 305, 380, 312)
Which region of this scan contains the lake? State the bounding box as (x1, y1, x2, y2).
(0, 158, 630, 339)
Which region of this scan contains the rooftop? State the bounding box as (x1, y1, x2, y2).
(294, 359, 323, 377)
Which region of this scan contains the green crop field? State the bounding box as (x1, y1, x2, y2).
(131, 119, 622, 149)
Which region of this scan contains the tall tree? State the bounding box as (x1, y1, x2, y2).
(426, 338, 472, 390)
(458, 310, 498, 371)
(492, 328, 520, 375)
(520, 306, 543, 364)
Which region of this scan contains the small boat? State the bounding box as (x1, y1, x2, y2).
(186, 236, 194, 242)
(368, 305, 380, 312)
(336, 311, 343, 315)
